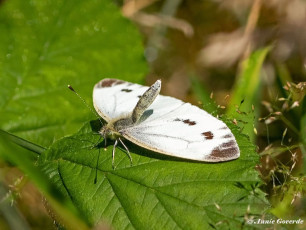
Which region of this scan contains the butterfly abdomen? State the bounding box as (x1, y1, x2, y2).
(132, 80, 161, 123)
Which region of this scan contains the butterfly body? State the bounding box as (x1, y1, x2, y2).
(93, 78, 240, 164)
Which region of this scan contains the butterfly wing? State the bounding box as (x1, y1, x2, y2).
(93, 78, 150, 122)
(93, 78, 240, 162)
(121, 95, 240, 162)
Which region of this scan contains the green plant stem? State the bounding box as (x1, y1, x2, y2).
(0, 129, 45, 155)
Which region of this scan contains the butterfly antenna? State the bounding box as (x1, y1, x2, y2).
(68, 85, 104, 126)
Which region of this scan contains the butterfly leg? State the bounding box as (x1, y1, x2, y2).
(112, 139, 118, 169)
(91, 135, 102, 149)
(118, 137, 133, 166)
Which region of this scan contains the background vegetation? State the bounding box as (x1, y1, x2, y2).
(0, 0, 305, 229)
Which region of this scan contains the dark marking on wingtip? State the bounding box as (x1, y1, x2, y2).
(202, 131, 214, 140)
(121, 88, 133, 92)
(137, 95, 142, 98)
(221, 140, 236, 148)
(223, 134, 232, 138)
(207, 140, 238, 160)
(98, 79, 124, 88)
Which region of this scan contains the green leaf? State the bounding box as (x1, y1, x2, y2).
(38, 120, 269, 229)
(227, 47, 271, 142)
(0, 0, 147, 148)
(0, 130, 91, 230)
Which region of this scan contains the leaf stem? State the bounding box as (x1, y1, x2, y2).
(0, 129, 45, 155)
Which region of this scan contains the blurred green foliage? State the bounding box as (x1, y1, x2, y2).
(0, 0, 305, 229)
(0, 0, 147, 148)
(227, 46, 271, 141)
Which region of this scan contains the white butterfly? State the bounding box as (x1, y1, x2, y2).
(92, 78, 240, 166)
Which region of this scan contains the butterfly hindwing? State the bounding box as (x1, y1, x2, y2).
(121, 95, 240, 162)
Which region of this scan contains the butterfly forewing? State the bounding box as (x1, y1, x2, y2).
(93, 79, 149, 122)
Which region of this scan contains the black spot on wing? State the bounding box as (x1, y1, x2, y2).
(183, 119, 196, 125)
(121, 89, 133, 92)
(202, 131, 214, 140)
(173, 118, 196, 126)
(137, 95, 142, 98)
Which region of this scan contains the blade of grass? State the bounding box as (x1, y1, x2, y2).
(227, 46, 271, 142)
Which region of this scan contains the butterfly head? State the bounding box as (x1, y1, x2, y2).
(99, 124, 121, 141)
